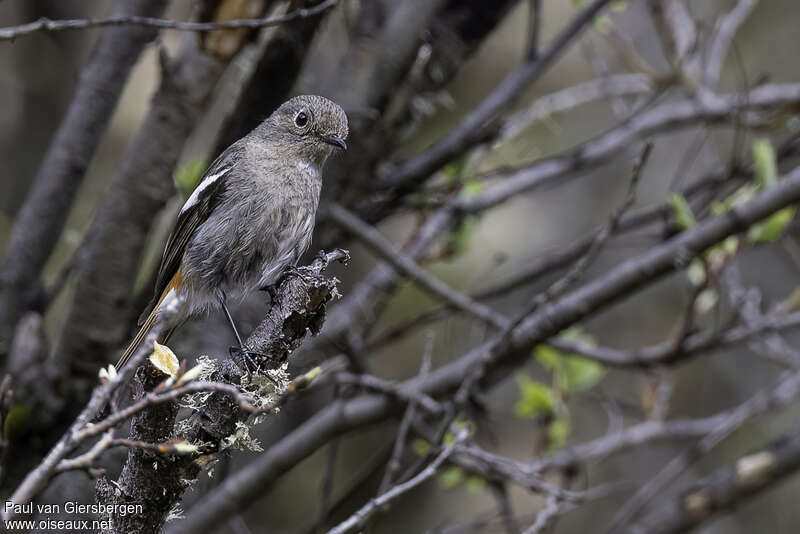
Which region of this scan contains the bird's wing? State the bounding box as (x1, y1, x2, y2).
(138, 143, 243, 325)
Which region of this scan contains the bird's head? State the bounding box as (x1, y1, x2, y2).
(264, 95, 349, 168)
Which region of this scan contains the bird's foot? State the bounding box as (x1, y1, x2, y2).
(260, 283, 279, 303)
(229, 346, 280, 387)
(263, 266, 314, 296)
(285, 264, 315, 284)
(260, 262, 320, 304)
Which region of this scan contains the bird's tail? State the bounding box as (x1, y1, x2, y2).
(116, 268, 184, 371)
(116, 306, 157, 371)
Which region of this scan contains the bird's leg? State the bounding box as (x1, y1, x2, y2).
(218, 293, 270, 378)
(220, 293, 245, 348)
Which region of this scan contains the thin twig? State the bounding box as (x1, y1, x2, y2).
(326, 429, 468, 534)
(328, 203, 509, 330)
(332, 373, 443, 417)
(0, 0, 339, 41)
(491, 482, 522, 534)
(449, 443, 594, 501)
(548, 310, 800, 368)
(76, 381, 260, 443)
(521, 496, 560, 534)
(525, 0, 542, 60)
(499, 74, 653, 142)
(604, 368, 800, 532)
(378, 335, 434, 494)
(382, 0, 616, 190)
(56, 435, 202, 473)
(54, 430, 114, 474)
(705, 0, 760, 87)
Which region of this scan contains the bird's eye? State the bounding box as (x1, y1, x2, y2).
(294, 111, 309, 128)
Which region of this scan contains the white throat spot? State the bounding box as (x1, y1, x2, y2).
(296, 161, 318, 178)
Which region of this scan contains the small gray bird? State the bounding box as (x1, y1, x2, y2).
(116, 95, 348, 371)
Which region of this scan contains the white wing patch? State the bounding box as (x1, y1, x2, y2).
(180, 166, 231, 214)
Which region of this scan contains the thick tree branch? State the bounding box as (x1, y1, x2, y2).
(0, 0, 168, 354)
(97, 250, 348, 533)
(53, 34, 222, 382)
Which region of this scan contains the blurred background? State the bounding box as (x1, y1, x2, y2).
(3, 1, 800, 533)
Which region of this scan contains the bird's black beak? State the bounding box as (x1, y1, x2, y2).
(322, 134, 347, 151)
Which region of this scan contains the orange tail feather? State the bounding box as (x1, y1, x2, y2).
(116, 268, 183, 370)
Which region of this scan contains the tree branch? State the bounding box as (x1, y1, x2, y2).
(459, 83, 800, 214)
(705, 0, 760, 88)
(381, 0, 616, 191)
(326, 429, 468, 534)
(605, 367, 800, 532)
(0, 0, 168, 354)
(96, 249, 348, 533)
(327, 203, 508, 330)
(0, 1, 339, 41)
(632, 426, 800, 533)
(175, 162, 800, 533)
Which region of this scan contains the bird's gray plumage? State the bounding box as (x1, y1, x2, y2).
(138, 95, 348, 327)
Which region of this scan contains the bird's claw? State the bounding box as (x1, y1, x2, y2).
(282, 265, 315, 286)
(229, 346, 280, 386)
(260, 283, 279, 303)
